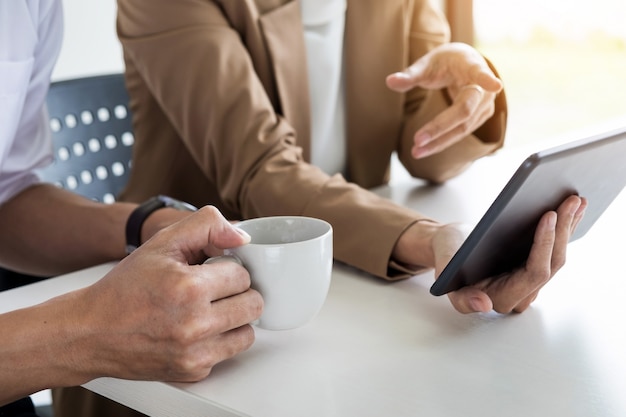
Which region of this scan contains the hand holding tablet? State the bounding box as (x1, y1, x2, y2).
(431, 126, 626, 309)
(436, 195, 586, 313)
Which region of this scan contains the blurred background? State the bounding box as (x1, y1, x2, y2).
(54, 0, 626, 150)
(52, 0, 121, 81)
(474, 0, 626, 147)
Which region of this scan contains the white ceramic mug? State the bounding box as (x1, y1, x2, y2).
(206, 216, 333, 330)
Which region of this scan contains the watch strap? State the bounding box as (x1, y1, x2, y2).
(125, 195, 197, 254)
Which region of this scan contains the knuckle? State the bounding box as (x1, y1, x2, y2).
(250, 290, 264, 317)
(552, 254, 566, 271)
(208, 325, 256, 367)
(196, 205, 223, 221)
(237, 324, 256, 351)
(425, 121, 444, 138)
(458, 121, 474, 136)
(493, 302, 515, 315)
(171, 272, 204, 304)
(512, 304, 529, 314)
(457, 101, 474, 119)
(526, 263, 552, 286)
(538, 266, 553, 283)
(173, 351, 205, 374)
(171, 351, 217, 381)
(485, 100, 496, 118)
(170, 317, 205, 346)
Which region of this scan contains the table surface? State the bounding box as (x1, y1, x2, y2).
(3, 147, 626, 417)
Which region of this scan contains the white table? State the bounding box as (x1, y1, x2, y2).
(3, 149, 626, 417)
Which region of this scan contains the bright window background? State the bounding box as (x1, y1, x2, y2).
(474, 0, 626, 148)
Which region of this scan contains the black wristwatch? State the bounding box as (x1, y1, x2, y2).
(125, 195, 197, 254)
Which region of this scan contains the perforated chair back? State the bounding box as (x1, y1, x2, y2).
(0, 74, 134, 291)
(39, 73, 134, 203)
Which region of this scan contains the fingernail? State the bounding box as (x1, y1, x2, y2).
(412, 147, 432, 159)
(415, 132, 432, 146)
(393, 72, 411, 80)
(234, 227, 251, 242)
(412, 149, 424, 159)
(469, 297, 484, 312)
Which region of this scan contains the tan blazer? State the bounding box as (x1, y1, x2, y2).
(116, 0, 507, 280)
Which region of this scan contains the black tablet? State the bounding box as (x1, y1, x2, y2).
(430, 126, 626, 296)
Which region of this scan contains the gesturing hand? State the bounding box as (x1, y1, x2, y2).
(386, 42, 503, 159)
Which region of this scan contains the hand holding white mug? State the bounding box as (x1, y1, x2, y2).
(60, 206, 263, 386)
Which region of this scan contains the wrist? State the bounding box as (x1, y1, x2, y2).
(392, 219, 443, 269)
(125, 195, 197, 254)
(140, 207, 194, 246)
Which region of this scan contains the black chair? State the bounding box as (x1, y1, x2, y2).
(0, 73, 134, 290)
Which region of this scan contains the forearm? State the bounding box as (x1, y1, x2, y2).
(0, 184, 133, 275)
(0, 291, 92, 405)
(1, 207, 264, 404)
(391, 219, 443, 270)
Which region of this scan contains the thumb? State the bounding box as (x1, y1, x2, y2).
(474, 70, 503, 93)
(149, 206, 251, 262)
(206, 218, 251, 251)
(385, 59, 429, 93)
(448, 287, 493, 314)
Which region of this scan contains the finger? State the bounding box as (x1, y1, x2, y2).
(415, 104, 493, 158)
(412, 94, 491, 158)
(521, 211, 557, 285)
(550, 196, 582, 271)
(387, 64, 502, 96)
(385, 59, 431, 93)
(571, 196, 588, 233)
(179, 287, 262, 354)
(209, 288, 264, 331)
(419, 85, 492, 143)
(484, 212, 556, 313)
(472, 71, 503, 94)
(447, 286, 493, 314)
(169, 324, 256, 382)
(201, 259, 254, 301)
(386, 41, 504, 94)
(513, 290, 539, 313)
(148, 206, 251, 264)
(207, 324, 256, 363)
(413, 95, 480, 148)
(386, 71, 420, 93)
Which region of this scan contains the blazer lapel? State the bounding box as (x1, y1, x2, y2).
(259, 0, 312, 161)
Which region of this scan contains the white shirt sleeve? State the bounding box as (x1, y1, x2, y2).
(0, 0, 62, 205)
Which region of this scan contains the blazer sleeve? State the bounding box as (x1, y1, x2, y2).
(117, 0, 431, 280)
